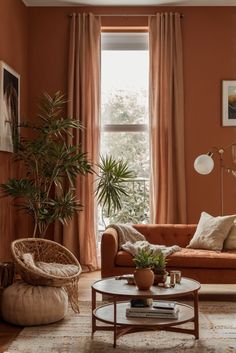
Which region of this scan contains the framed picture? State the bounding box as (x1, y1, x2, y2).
(222, 80, 236, 127)
(0, 61, 20, 152)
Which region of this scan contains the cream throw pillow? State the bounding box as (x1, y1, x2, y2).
(187, 212, 236, 251)
(224, 222, 236, 250)
(22, 253, 80, 277)
(36, 261, 79, 277)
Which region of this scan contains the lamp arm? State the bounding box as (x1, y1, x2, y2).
(219, 151, 224, 216)
(211, 142, 236, 154)
(195, 142, 236, 216)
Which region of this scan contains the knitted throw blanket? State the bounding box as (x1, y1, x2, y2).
(122, 240, 181, 257)
(106, 224, 181, 257)
(107, 224, 146, 249)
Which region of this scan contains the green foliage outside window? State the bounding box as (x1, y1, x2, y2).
(100, 91, 150, 226)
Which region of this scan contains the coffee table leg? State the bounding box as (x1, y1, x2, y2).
(193, 290, 199, 339)
(91, 287, 96, 337)
(113, 298, 117, 348)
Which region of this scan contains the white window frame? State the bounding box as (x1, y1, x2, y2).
(101, 32, 149, 135)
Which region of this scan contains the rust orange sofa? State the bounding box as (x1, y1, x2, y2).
(101, 224, 236, 284)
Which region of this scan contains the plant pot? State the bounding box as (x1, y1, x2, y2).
(153, 271, 168, 285)
(134, 268, 154, 290)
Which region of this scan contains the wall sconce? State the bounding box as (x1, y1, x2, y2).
(194, 143, 236, 216)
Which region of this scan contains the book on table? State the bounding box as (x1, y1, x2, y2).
(130, 299, 176, 310)
(126, 300, 179, 319)
(126, 311, 179, 319)
(130, 298, 153, 308)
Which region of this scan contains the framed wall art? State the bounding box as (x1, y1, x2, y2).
(0, 61, 20, 152)
(222, 80, 236, 127)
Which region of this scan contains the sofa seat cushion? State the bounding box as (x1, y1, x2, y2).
(167, 248, 236, 269)
(115, 248, 236, 269)
(116, 250, 134, 267)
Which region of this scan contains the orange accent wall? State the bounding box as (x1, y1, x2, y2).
(1, 4, 236, 260)
(28, 6, 236, 223)
(0, 0, 30, 260)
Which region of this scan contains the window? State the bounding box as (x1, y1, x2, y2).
(100, 32, 149, 226)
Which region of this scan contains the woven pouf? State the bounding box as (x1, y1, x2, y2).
(1, 281, 68, 326)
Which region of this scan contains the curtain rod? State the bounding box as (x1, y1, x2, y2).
(68, 13, 184, 18)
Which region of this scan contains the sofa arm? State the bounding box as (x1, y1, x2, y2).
(101, 228, 119, 278)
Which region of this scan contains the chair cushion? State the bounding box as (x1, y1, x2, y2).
(22, 253, 80, 277)
(36, 262, 79, 277)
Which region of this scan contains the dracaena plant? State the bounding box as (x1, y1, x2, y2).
(0, 92, 92, 237)
(95, 155, 135, 227)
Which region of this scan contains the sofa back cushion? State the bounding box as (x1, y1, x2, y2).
(224, 223, 236, 250)
(133, 224, 197, 248)
(187, 212, 236, 251)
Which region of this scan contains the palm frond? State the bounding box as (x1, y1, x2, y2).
(95, 155, 134, 215)
(0, 179, 38, 199)
(0, 92, 92, 237)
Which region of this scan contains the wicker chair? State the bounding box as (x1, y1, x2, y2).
(11, 238, 82, 312)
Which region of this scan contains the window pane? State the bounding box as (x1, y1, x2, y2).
(101, 50, 148, 125)
(99, 33, 150, 226)
(100, 131, 150, 178)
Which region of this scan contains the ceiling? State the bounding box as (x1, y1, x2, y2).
(22, 0, 236, 6)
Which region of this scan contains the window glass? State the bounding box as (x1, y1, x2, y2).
(100, 32, 150, 226)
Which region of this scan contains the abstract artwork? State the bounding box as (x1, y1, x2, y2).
(0, 61, 20, 152)
(222, 80, 236, 126)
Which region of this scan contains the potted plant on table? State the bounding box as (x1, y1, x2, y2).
(152, 252, 168, 285)
(133, 249, 155, 290)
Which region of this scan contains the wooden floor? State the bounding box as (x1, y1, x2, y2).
(0, 271, 235, 353)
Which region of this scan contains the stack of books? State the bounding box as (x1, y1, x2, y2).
(126, 299, 179, 319)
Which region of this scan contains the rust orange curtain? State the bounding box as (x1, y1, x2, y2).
(55, 13, 101, 271)
(149, 13, 187, 224)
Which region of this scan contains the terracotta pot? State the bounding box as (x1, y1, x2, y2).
(153, 271, 168, 285)
(134, 268, 154, 290)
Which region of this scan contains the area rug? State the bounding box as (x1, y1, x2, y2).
(5, 301, 236, 353)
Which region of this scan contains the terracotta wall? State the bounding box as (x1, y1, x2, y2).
(28, 6, 236, 223)
(1, 4, 236, 260)
(182, 7, 236, 221)
(0, 0, 29, 260)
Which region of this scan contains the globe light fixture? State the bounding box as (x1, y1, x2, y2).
(194, 154, 214, 175)
(194, 144, 236, 216)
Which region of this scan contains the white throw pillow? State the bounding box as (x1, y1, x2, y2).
(187, 212, 236, 251)
(224, 223, 236, 250)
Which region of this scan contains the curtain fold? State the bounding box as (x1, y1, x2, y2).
(149, 12, 187, 224)
(55, 13, 100, 271)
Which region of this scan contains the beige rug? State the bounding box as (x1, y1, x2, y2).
(5, 301, 236, 353)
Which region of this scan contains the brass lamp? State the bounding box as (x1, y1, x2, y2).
(194, 143, 236, 215)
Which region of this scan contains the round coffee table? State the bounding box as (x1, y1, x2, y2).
(92, 276, 201, 348)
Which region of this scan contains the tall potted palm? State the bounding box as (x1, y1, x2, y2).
(0, 92, 92, 237)
(0, 92, 134, 237)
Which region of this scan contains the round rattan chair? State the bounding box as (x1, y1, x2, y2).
(11, 238, 82, 312)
